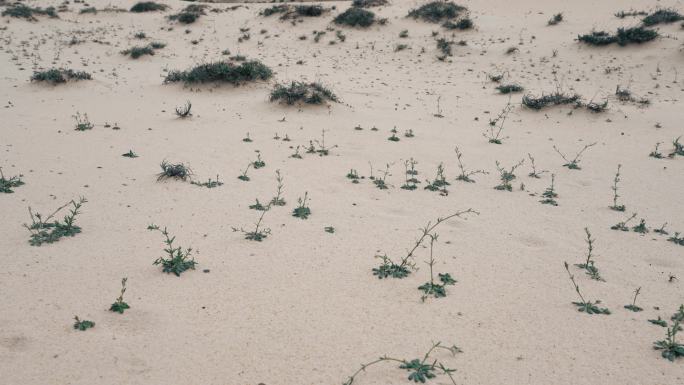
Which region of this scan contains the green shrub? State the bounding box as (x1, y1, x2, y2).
(260, 5, 288, 17)
(578, 27, 658, 46)
(496, 84, 523, 94)
(79, 7, 97, 14)
(642, 8, 684, 26)
(408, 1, 466, 22)
(522, 92, 581, 109)
(334, 7, 376, 27)
(352, 0, 388, 7)
(130, 2, 168, 13)
(2, 4, 58, 21)
(295, 5, 324, 17)
(270, 82, 338, 105)
(443, 17, 473, 30)
(164, 60, 273, 85)
(121, 45, 155, 59)
(168, 4, 205, 24)
(577, 31, 616, 45)
(31, 68, 91, 83)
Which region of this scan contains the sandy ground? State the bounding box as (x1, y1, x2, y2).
(1, 0, 683, 384)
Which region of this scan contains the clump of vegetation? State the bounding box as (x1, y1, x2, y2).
(578, 27, 658, 46)
(1, 4, 58, 21)
(527, 153, 548, 178)
(417, 235, 456, 300)
(553, 142, 596, 170)
(31, 68, 91, 84)
(522, 91, 581, 109)
(615, 10, 648, 18)
(442, 18, 473, 30)
(0, 167, 24, 193)
(424, 163, 449, 195)
(109, 278, 130, 314)
(121, 45, 156, 59)
(343, 342, 462, 385)
(270, 82, 338, 105)
(564, 262, 610, 315)
(496, 84, 523, 94)
(164, 60, 273, 85)
(292, 192, 311, 219)
(574, 228, 603, 281)
(24, 197, 87, 246)
(157, 161, 192, 181)
(668, 233, 684, 246)
(547, 13, 563, 25)
(611, 212, 637, 231)
(408, 1, 466, 23)
(334, 7, 376, 27)
(352, 0, 388, 7)
(372, 210, 477, 279)
(653, 305, 684, 361)
(494, 159, 524, 191)
(191, 175, 223, 189)
(624, 287, 643, 312)
(148, 225, 197, 276)
(130, 2, 168, 13)
(539, 174, 558, 206)
(73, 112, 94, 131)
(668, 136, 684, 158)
(642, 8, 684, 26)
(400, 158, 419, 190)
(454, 146, 487, 183)
(73, 316, 94, 331)
(168, 4, 206, 24)
(122, 150, 138, 158)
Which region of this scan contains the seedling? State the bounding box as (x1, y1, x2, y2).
(122, 150, 138, 158)
(312, 129, 337, 156)
(632, 219, 649, 234)
(237, 163, 252, 181)
(649, 142, 664, 159)
(191, 175, 223, 188)
(24, 197, 87, 246)
(404, 129, 415, 138)
(0, 167, 24, 193)
(372, 210, 477, 279)
(232, 204, 272, 241)
(553, 142, 596, 170)
(650, 317, 668, 327)
(668, 232, 684, 246)
(73, 112, 94, 131)
(109, 278, 130, 314)
(574, 228, 603, 281)
(527, 153, 547, 178)
(148, 225, 197, 276)
(249, 199, 267, 211)
(252, 153, 266, 169)
(292, 192, 311, 219)
(343, 341, 461, 385)
(388, 132, 400, 142)
(484, 100, 513, 144)
(347, 169, 361, 184)
(243, 133, 253, 142)
(539, 174, 558, 206)
(418, 235, 456, 301)
(611, 213, 637, 231)
(157, 161, 191, 181)
(175, 101, 192, 118)
(653, 305, 684, 361)
(623, 287, 642, 312)
(454, 146, 487, 182)
(610, 164, 625, 211)
(73, 316, 95, 331)
(270, 170, 286, 206)
(564, 262, 610, 315)
(494, 159, 524, 191)
(401, 158, 419, 190)
(425, 163, 449, 195)
(374, 164, 391, 190)
(669, 136, 684, 158)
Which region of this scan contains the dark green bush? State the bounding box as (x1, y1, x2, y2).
(334, 7, 376, 27)
(31, 69, 91, 84)
(577, 31, 616, 45)
(164, 60, 273, 85)
(2, 4, 58, 21)
(443, 17, 473, 30)
(352, 0, 388, 7)
(496, 84, 524, 94)
(168, 4, 205, 24)
(270, 82, 338, 105)
(121, 45, 155, 59)
(408, 1, 466, 22)
(522, 92, 581, 110)
(260, 5, 288, 17)
(578, 27, 657, 46)
(295, 5, 324, 17)
(642, 8, 684, 26)
(130, 2, 168, 13)
(79, 7, 97, 14)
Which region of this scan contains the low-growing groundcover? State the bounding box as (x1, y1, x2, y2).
(130, 2, 168, 13)
(164, 60, 273, 85)
(578, 27, 658, 46)
(641, 8, 684, 26)
(334, 7, 377, 27)
(408, 1, 467, 22)
(352, 0, 388, 7)
(121, 43, 165, 59)
(270, 82, 338, 105)
(1, 3, 58, 21)
(168, 4, 206, 24)
(31, 69, 91, 84)
(261, 4, 327, 20)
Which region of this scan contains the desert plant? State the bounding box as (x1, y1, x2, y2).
(2, 4, 58, 21)
(232, 204, 272, 241)
(436, 38, 454, 58)
(650, 317, 668, 327)
(122, 150, 138, 158)
(548, 13, 563, 25)
(237, 163, 252, 181)
(649, 142, 664, 159)
(553, 142, 596, 170)
(157, 161, 191, 181)
(270, 82, 338, 105)
(642, 9, 684, 26)
(578, 27, 658, 46)
(109, 278, 130, 314)
(527, 153, 548, 178)
(343, 342, 461, 385)
(190, 175, 223, 188)
(164, 60, 273, 85)
(653, 305, 684, 361)
(418, 235, 456, 300)
(270, 170, 286, 206)
(539, 174, 558, 206)
(373, 164, 392, 190)
(408, 2, 467, 23)
(121, 45, 155, 58)
(654, 223, 669, 235)
(424, 163, 449, 195)
(442, 18, 473, 30)
(175, 101, 192, 118)
(668, 137, 684, 158)
(574, 228, 603, 281)
(454, 146, 487, 182)
(292, 192, 311, 219)
(31, 68, 91, 84)
(24, 197, 87, 246)
(522, 91, 581, 109)
(168, 4, 206, 24)
(632, 218, 649, 234)
(372, 210, 477, 279)
(130, 2, 168, 13)
(352, 0, 388, 7)
(260, 5, 288, 17)
(495, 84, 523, 94)
(610, 164, 626, 211)
(0, 167, 24, 193)
(148, 225, 197, 276)
(334, 7, 376, 27)
(73, 316, 94, 331)
(623, 287, 642, 312)
(494, 159, 524, 191)
(252, 153, 266, 169)
(611, 212, 637, 231)
(310, 129, 337, 156)
(484, 100, 513, 144)
(564, 262, 610, 315)
(668, 232, 684, 246)
(347, 169, 361, 184)
(73, 112, 94, 131)
(401, 158, 420, 190)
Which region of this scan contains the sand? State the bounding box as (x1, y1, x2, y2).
(0, 1, 683, 384)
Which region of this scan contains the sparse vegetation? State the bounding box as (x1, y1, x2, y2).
(164, 60, 273, 85)
(0, 167, 24, 193)
(73, 316, 94, 331)
(148, 225, 197, 276)
(2, 4, 58, 21)
(334, 7, 376, 27)
(578, 27, 658, 46)
(109, 278, 130, 314)
(270, 82, 338, 105)
(642, 9, 684, 26)
(130, 2, 168, 13)
(564, 262, 610, 315)
(31, 69, 91, 84)
(408, 2, 467, 23)
(553, 142, 596, 170)
(24, 197, 87, 246)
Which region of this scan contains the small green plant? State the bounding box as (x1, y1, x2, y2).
(668, 232, 684, 246)
(539, 174, 558, 206)
(270, 82, 338, 105)
(0, 167, 24, 193)
(121, 45, 155, 59)
(649, 142, 664, 159)
(109, 278, 130, 314)
(175, 101, 192, 118)
(325, 226, 335, 234)
(24, 197, 87, 246)
(654, 223, 669, 235)
(632, 218, 649, 234)
(495, 84, 523, 94)
(442, 18, 473, 30)
(653, 305, 684, 361)
(424, 163, 449, 195)
(436, 38, 454, 59)
(548, 13, 563, 25)
(168, 4, 206, 24)
(418, 235, 456, 301)
(574, 228, 603, 281)
(347, 169, 362, 184)
(578, 27, 658, 46)
(494, 159, 524, 191)
(484, 100, 513, 144)
(334, 7, 376, 27)
(310, 129, 337, 156)
(343, 342, 461, 385)
(564, 262, 610, 315)
(609, 164, 626, 211)
(252, 153, 266, 169)
(401, 158, 420, 190)
(233, 204, 272, 241)
(122, 150, 138, 158)
(650, 317, 668, 327)
(292, 192, 311, 219)
(522, 91, 581, 110)
(454, 146, 487, 182)
(148, 225, 197, 276)
(73, 112, 94, 131)
(372, 210, 477, 279)
(623, 287, 642, 312)
(73, 316, 95, 331)
(642, 8, 684, 26)
(527, 153, 547, 178)
(408, 2, 467, 23)
(130, 2, 168, 13)
(31, 68, 91, 84)
(191, 175, 223, 188)
(164, 60, 273, 85)
(157, 161, 191, 181)
(373, 164, 392, 190)
(611, 212, 637, 231)
(553, 142, 596, 170)
(270, 170, 286, 206)
(668, 136, 684, 158)
(237, 163, 252, 181)
(2, 4, 58, 21)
